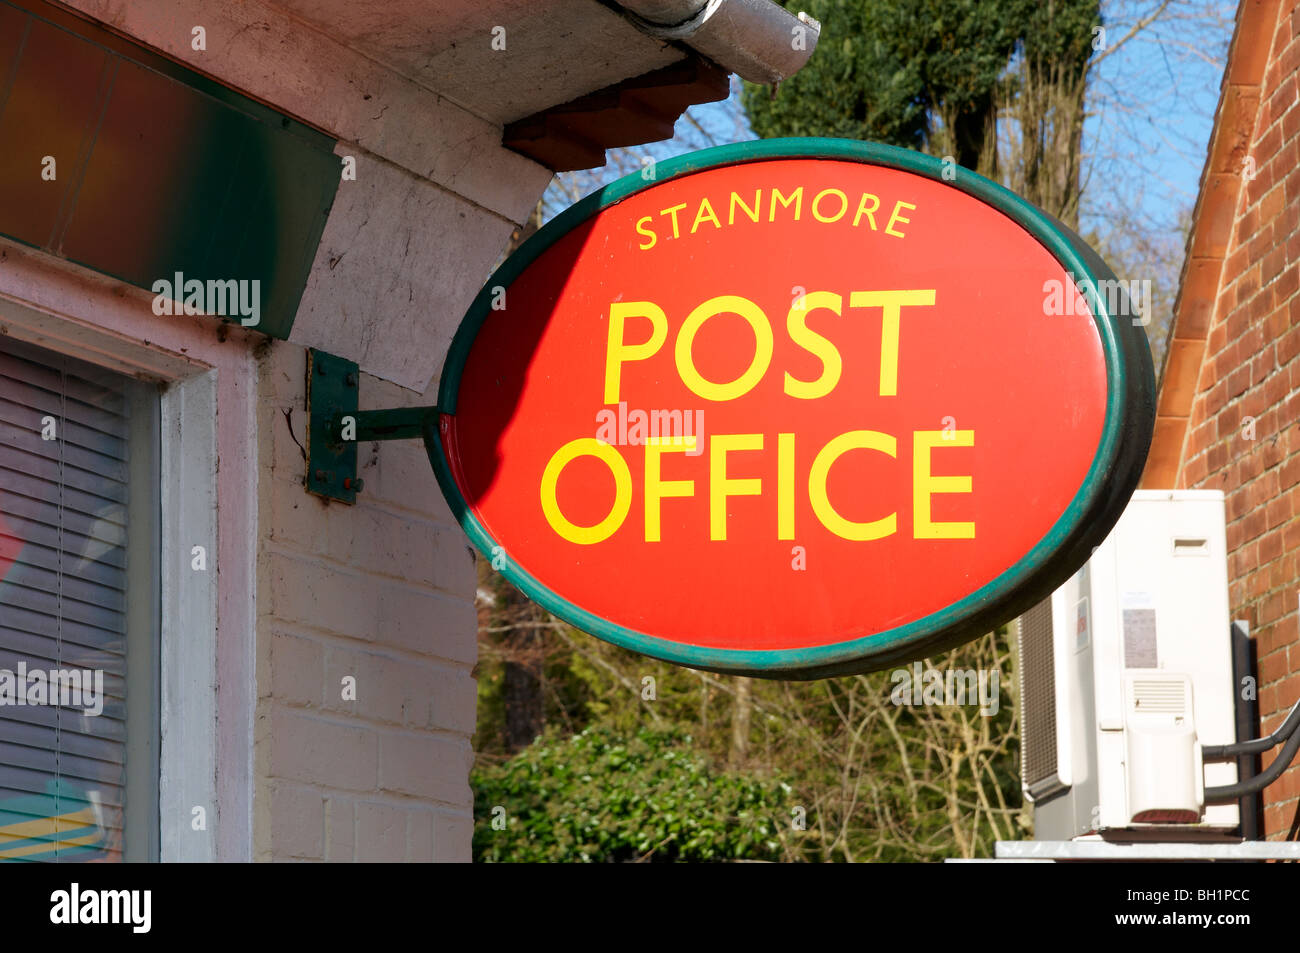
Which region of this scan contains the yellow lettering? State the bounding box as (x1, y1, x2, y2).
(660, 202, 688, 239)
(853, 192, 880, 229)
(848, 290, 936, 396)
(691, 197, 722, 233)
(645, 436, 697, 542)
(729, 189, 761, 225)
(635, 215, 657, 251)
(540, 439, 632, 544)
(710, 433, 763, 541)
(778, 432, 795, 540)
(808, 431, 897, 541)
(812, 188, 849, 223)
(913, 430, 975, 539)
(784, 291, 843, 400)
(675, 295, 774, 402)
(604, 301, 668, 404)
(885, 200, 916, 238)
(769, 186, 803, 222)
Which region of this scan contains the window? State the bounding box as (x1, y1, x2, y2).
(0, 336, 159, 862)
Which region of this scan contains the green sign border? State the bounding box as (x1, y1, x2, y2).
(425, 137, 1156, 679)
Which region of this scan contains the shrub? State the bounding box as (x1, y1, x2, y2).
(472, 725, 793, 862)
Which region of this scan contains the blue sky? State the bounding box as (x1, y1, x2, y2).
(1078, 1, 1237, 242)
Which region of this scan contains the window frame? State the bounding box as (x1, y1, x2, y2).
(0, 243, 258, 862)
(122, 377, 160, 862)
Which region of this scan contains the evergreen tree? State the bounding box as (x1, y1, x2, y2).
(743, 0, 1101, 206)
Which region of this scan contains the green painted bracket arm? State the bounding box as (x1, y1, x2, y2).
(330, 406, 438, 443)
(305, 348, 437, 504)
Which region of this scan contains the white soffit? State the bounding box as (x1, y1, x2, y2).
(262, 0, 685, 125)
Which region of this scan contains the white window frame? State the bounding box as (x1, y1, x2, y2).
(0, 238, 257, 861)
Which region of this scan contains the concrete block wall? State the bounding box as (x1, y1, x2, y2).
(253, 340, 478, 861)
(1178, 0, 1300, 839)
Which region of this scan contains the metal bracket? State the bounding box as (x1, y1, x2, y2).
(305, 348, 437, 504)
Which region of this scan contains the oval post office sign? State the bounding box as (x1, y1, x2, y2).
(425, 138, 1155, 678)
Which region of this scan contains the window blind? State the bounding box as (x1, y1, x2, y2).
(0, 337, 158, 862)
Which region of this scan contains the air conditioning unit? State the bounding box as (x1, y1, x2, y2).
(1018, 490, 1240, 838)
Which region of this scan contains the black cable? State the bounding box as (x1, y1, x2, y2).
(1205, 720, 1300, 803)
(1203, 695, 1300, 758)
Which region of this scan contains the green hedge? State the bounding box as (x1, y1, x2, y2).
(472, 725, 794, 863)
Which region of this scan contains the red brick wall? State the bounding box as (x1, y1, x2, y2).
(1178, 1, 1300, 839)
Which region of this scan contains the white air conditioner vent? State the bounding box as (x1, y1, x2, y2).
(1131, 679, 1187, 716)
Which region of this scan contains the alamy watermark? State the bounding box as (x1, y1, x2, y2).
(595, 401, 705, 456)
(151, 271, 261, 327)
(1043, 274, 1152, 326)
(0, 663, 104, 716)
(889, 661, 1000, 716)
(50, 883, 150, 933)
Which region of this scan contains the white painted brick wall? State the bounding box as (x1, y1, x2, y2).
(255, 341, 477, 862)
(290, 147, 520, 392)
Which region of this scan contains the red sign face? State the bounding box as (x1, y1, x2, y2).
(429, 140, 1154, 677)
